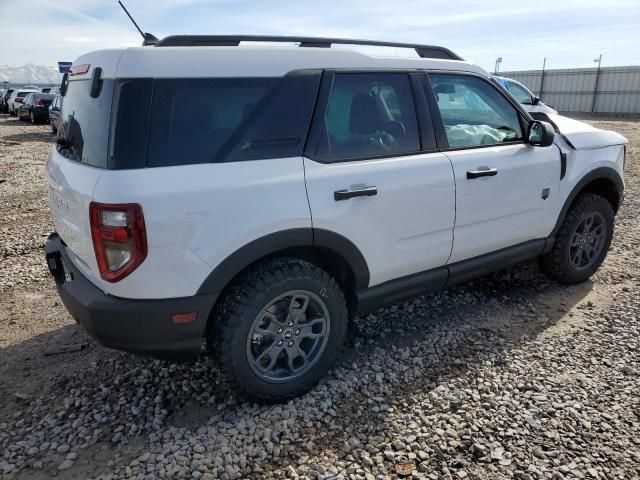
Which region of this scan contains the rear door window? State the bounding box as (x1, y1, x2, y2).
(314, 73, 421, 162)
(428, 73, 524, 149)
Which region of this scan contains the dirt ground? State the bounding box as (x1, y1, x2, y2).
(0, 114, 638, 480)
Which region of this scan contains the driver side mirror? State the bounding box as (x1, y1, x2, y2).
(532, 96, 541, 105)
(528, 120, 555, 147)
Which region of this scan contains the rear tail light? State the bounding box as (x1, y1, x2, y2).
(36, 99, 45, 106)
(15, 98, 23, 104)
(90, 203, 147, 282)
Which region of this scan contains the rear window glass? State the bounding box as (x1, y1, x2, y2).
(34, 94, 55, 101)
(58, 79, 114, 168)
(147, 78, 277, 167)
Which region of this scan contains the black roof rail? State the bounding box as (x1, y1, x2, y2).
(155, 35, 463, 61)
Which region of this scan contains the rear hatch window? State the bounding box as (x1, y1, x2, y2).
(58, 79, 115, 168)
(56, 71, 320, 170)
(34, 94, 55, 105)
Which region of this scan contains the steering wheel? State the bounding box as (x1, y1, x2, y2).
(382, 120, 406, 139)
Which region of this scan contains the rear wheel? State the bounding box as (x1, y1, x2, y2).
(540, 193, 614, 284)
(210, 258, 348, 402)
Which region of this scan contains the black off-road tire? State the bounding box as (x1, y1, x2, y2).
(540, 193, 614, 284)
(209, 258, 348, 402)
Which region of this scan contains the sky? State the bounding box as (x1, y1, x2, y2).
(0, 0, 639, 73)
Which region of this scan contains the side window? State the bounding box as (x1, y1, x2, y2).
(315, 73, 420, 162)
(507, 81, 534, 105)
(147, 78, 277, 167)
(429, 74, 524, 149)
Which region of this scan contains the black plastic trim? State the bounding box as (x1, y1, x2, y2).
(313, 229, 370, 291)
(550, 167, 624, 237)
(409, 72, 437, 151)
(45, 233, 217, 361)
(357, 268, 447, 314)
(155, 35, 463, 60)
(196, 228, 371, 295)
(446, 239, 546, 286)
(356, 239, 549, 314)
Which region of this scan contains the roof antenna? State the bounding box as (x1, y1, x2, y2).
(118, 1, 159, 46)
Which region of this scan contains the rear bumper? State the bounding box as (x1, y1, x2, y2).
(45, 233, 218, 361)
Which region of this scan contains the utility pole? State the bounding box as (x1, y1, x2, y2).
(539, 57, 547, 101)
(591, 54, 602, 113)
(494, 57, 502, 75)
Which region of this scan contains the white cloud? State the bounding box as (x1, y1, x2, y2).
(0, 0, 638, 71)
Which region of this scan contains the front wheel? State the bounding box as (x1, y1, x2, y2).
(540, 193, 614, 284)
(210, 258, 348, 402)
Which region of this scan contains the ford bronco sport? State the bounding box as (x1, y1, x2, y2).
(45, 36, 627, 401)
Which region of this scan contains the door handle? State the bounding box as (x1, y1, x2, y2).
(466, 167, 498, 179)
(334, 186, 378, 201)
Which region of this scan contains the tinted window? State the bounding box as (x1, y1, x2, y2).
(429, 74, 523, 148)
(507, 81, 534, 104)
(147, 78, 277, 167)
(57, 79, 115, 168)
(315, 73, 420, 162)
(109, 79, 153, 170)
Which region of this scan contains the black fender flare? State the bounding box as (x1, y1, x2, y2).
(550, 166, 624, 238)
(196, 228, 370, 295)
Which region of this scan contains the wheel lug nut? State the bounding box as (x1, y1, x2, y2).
(288, 321, 294, 327)
(277, 340, 283, 346)
(288, 341, 294, 347)
(294, 329, 300, 335)
(277, 328, 283, 333)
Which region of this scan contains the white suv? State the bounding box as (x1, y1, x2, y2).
(45, 36, 627, 401)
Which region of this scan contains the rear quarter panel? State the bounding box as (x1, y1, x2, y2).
(91, 157, 312, 299)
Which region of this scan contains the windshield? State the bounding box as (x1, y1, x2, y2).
(508, 81, 534, 104)
(57, 79, 114, 168)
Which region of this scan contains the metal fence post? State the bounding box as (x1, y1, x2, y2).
(591, 54, 602, 113)
(539, 57, 546, 101)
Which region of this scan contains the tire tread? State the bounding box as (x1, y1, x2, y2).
(210, 257, 347, 402)
(541, 193, 614, 284)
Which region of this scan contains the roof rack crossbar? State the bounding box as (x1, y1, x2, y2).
(155, 35, 463, 60)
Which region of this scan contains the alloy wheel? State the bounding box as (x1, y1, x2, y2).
(246, 290, 330, 382)
(569, 212, 606, 270)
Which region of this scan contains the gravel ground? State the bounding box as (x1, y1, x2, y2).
(0, 113, 638, 480)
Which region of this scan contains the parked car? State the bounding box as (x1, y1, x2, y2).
(7, 88, 39, 116)
(494, 76, 557, 115)
(17, 92, 56, 123)
(49, 95, 62, 133)
(1, 88, 14, 114)
(45, 36, 627, 401)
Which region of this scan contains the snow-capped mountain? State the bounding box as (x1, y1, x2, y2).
(0, 64, 61, 84)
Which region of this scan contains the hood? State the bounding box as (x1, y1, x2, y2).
(546, 113, 628, 150)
